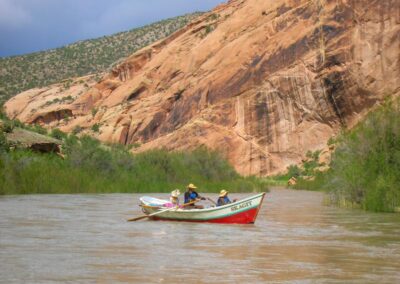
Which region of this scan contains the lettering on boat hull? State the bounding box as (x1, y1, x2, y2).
(231, 201, 252, 212)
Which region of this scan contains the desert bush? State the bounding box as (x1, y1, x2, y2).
(91, 123, 100, 132)
(0, 132, 9, 152)
(0, 135, 268, 195)
(50, 128, 67, 140)
(325, 101, 400, 212)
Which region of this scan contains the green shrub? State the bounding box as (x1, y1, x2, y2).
(2, 120, 14, 133)
(208, 13, 219, 21)
(0, 107, 6, 119)
(327, 137, 335, 146)
(0, 140, 268, 194)
(91, 123, 100, 132)
(13, 119, 25, 128)
(31, 124, 47, 135)
(50, 128, 67, 140)
(62, 95, 73, 102)
(325, 101, 400, 212)
(72, 126, 83, 135)
(91, 108, 98, 118)
(0, 131, 9, 152)
(287, 165, 301, 178)
(204, 25, 214, 35)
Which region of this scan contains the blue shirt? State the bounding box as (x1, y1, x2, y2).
(217, 196, 231, 206)
(184, 191, 199, 203)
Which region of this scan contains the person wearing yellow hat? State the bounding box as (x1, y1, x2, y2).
(184, 183, 205, 208)
(217, 190, 236, 206)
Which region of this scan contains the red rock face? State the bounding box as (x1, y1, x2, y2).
(5, 0, 400, 176)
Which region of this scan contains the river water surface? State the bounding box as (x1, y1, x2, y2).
(1, 189, 400, 283)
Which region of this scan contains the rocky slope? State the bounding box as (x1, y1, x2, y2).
(5, 0, 400, 176)
(0, 13, 200, 103)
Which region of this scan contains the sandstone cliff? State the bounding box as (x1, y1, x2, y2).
(5, 0, 400, 176)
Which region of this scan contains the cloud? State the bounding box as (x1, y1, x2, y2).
(0, 0, 31, 28)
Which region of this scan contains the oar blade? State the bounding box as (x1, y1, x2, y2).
(127, 215, 149, 222)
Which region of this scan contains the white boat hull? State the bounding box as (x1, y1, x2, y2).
(139, 193, 266, 224)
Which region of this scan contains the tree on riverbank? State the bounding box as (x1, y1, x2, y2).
(294, 100, 400, 212)
(325, 101, 400, 212)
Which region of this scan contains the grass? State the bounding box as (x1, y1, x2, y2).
(0, 147, 268, 195)
(0, 124, 268, 195)
(262, 178, 287, 187)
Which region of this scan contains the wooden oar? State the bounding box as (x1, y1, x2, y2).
(127, 207, 174, 222)
(206, 197, 217, 206)
(127, 199, 198, 222)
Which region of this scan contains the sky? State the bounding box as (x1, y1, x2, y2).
(0, 0, 225, 57)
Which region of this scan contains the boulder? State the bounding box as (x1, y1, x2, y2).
(288, 177, 297, 186)
(314, 165, 330, 173)
(6, 128, 62, 153)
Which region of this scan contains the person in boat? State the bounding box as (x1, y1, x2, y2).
(184, 183, 205, 208)
(217, 190, 237, 206)
(164, 189, 181, 208)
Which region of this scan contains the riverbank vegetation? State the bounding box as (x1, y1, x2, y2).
(288, 101, 400, 212)
(265, 150, 327, 189)
(326, 101, 400, 212)
(0, 116, 267, 195)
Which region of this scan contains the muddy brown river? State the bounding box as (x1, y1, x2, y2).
(1, 189, 400, 283)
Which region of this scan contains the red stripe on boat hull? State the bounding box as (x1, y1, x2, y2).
(151, 207, 260, 224)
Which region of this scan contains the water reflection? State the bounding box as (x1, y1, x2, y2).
(1, 189, 399, 283)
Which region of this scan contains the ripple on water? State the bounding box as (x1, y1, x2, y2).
(1, 189, 400, 283)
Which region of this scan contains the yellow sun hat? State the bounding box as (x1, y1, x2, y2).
(187, 183, 197, 189)
(219, 189, 228, 197)
(171, 189, 181, 198)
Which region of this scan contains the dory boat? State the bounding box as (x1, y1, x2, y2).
(139, 192, 266, 224)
